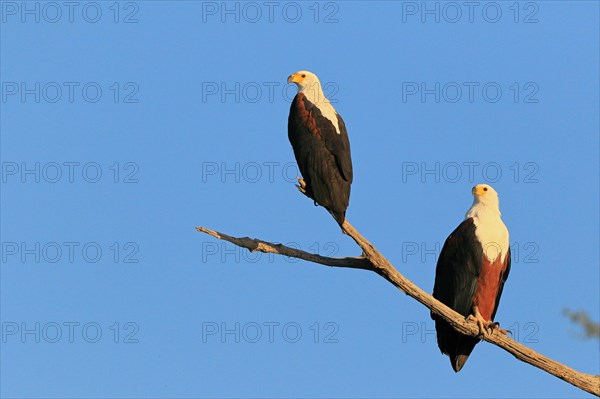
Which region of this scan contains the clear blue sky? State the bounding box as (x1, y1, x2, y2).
(1, 1, 598, 398)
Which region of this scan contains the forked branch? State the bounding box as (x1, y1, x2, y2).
(196, 222, 600, 396)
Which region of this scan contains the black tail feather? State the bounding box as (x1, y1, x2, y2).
(330, 209, 346, 227)
(435, 318, 480, 372)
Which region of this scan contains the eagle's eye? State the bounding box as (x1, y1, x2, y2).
(301, 74, 306, 78)
(483, 187, 488, 191)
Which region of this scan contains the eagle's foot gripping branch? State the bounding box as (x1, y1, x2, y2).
(467, 307, 508, 337)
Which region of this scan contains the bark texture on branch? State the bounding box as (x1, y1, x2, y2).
(196, 223, 600, 397)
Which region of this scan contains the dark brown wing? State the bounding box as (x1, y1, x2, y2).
(325, 113, 352, 184)
(288, 93, 352, 225)
(432, 217, 483, 372)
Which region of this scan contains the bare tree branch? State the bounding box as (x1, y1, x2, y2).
(196, 222, 600, 397)
(196, 226, 372, 270)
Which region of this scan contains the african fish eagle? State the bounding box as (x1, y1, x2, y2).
(287, 70, 353, 226)
(432, 184, 511, 372)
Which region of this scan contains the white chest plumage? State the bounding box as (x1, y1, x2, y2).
(301, 86, 341, 134)
(467, 206, 510, 263)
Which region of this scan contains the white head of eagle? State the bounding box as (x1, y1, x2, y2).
(287, 70, 341, 134)
(469, 183, 500, 210)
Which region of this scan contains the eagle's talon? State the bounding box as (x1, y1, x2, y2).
(490, 322, 509, 335)
(295, 184, 306, 194)
(295, 177, 311, 198)
(296, 177, 306, 189)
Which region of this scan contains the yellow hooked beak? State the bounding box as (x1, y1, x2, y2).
(472, 185, 487, 197)
(287, 73, 303, 84)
